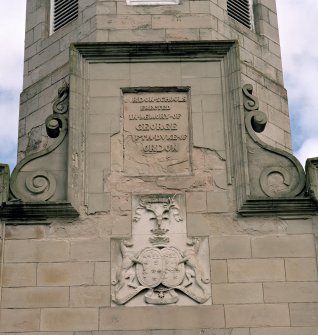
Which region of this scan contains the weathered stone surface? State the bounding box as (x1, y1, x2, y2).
(251, 327, 318, 335)
(206, 191, 230, 213)
(4, 240, 69, 262)
(2, 263, 37, 287)
(37, 262, 94, 286)
(264, 282, 318, 302)
(123, 89, 191, 176)
(3, 1, 317, 333)
(5, 225, 45, 239)
(251, 235, 316, 258)
(225, 304, 290, 327)
(210, 236, 251, 259)
(111, 194, 211, 306)
(40, 308, 99, 331)
(210, 260, 228, 283)
(290, 303, 318, 326)
(94, 262, 111, 285)
(70, 286, 110, 307)
(213, 283, 263, 304)
(2, 287, 69, 308)
(70, 239, 110, 261)
(100, 306, 225, 330)
(285, 258, 318, 281)
(0, 309, 40, 332)
(228, 259, 285, 282)
(186, 191, 207, 212)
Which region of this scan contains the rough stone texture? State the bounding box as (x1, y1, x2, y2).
(225, 304, 290, 328)
(40, 308, 99, 331)
(37, 262, 95, 286)
(212, 283, 263, 304)
(228, 259, 285, 282)
(2, 263, 37, 287)
(251, 327, 318, 335)
(210, 236, 251, 259)
(285, 258, 318, 281)
(251, 235, 316, 258)
(290, 303, 318, 326)
(99, 306, 225, 330)
(1, 0, 317, 333)
(0, 309, 40, 332)
(1, 287, 69, 308)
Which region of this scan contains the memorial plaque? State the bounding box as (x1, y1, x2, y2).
(123, 88, 191, 176)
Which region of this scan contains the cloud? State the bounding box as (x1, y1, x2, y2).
(296, 138, 318, 167)
(0, 1, 26, 169)
(276, 0, 318, 162)
(0, 1, 26, 91)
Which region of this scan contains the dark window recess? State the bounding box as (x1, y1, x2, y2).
(227, 0, 251, 29)
(53, 0, 78, 32)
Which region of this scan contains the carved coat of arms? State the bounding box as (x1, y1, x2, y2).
(111, 195, 210, 305)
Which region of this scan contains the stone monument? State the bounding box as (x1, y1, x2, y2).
(0, 0, 318, 333)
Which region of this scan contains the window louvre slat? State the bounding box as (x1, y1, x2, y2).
(227, 0, 251, 29)
(52, 0, 78, 32)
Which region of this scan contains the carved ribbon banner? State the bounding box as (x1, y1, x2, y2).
(243, 84, 306, 198)
(10, 82, 69, 202)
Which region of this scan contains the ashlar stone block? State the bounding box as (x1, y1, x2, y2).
(210, 236, 251, 259)
(251, 234, 316, 258)
(2, 287, 69, 308)
(285, 258, 318, 281)
(2, 263, 37, 287)
(264, 282, 318, 303)
(4, 240, 69, 263)
(251, 327, 318, 335)
(0, 309, 40, 332)
(212, 283, 263, 304)
(225, 304, 290, 328)
(70, 239, 110, 261)
(228, 259, 285, 282)
(70, 286, 110, 307)
(100, 305, 225, 330)
(37, 262, 94, 286)
(40, 308, 98, 331)
(290, 303, 318, 326)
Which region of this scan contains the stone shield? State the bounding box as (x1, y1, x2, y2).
(161, 247, 185, 288)
(136, 247, 163, 288)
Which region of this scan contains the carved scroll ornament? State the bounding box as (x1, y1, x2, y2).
(10, 82, 69, 202)
(243, 84, 306, 198)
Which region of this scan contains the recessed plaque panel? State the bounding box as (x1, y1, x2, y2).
(123, 88, 191, 176)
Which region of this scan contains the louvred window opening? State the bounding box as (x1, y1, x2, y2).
(52, 0, 78, 32)
(227, 0, 251, 29)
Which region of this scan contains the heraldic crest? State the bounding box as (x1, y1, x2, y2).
(111, 194, 211, 306)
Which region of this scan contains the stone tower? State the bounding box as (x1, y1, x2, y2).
(1, 0, 318, 333)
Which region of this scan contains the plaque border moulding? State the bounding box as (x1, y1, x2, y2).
(0, 82, 79, 222)
(122, 86, 192, 177)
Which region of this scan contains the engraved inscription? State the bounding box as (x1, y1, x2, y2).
(123, 90, 191, 176)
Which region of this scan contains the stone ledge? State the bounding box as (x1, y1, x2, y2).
(0, 201, 79, 221)
(239, 197, 318, 217)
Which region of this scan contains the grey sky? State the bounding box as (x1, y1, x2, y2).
(0, 0, 317, 169)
